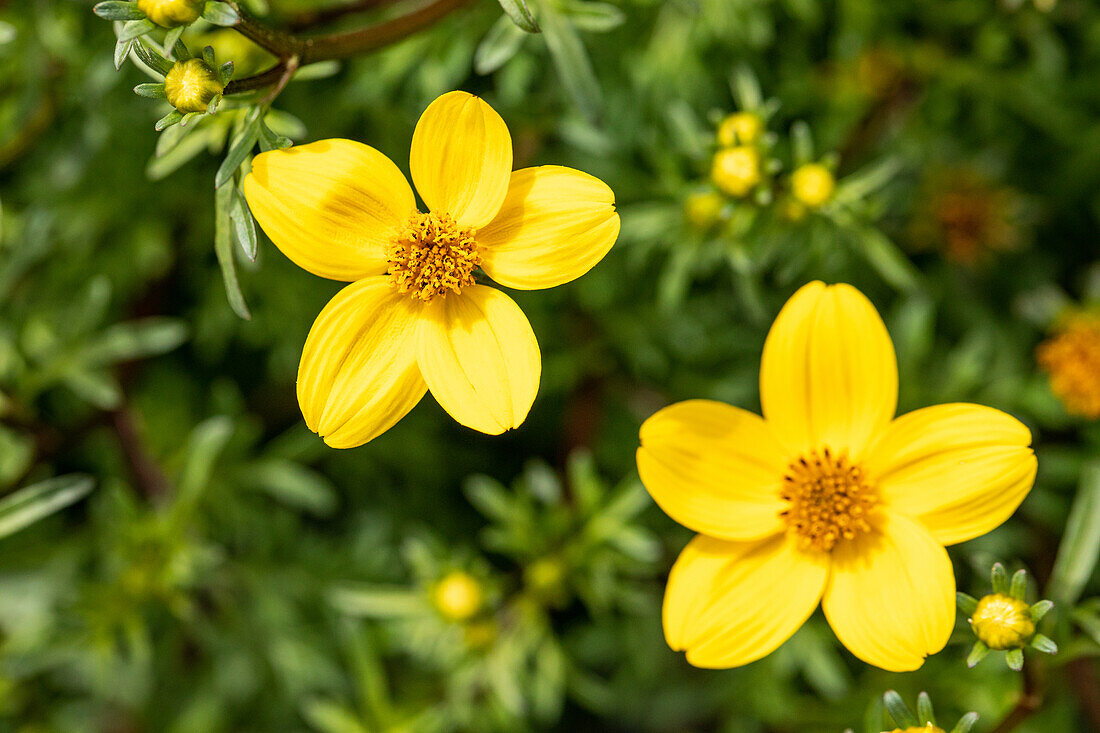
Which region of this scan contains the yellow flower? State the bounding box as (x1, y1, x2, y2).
(164, 58, 223, 114)
(790, 163, 836, 208)
(431, 570, 483, 621)
(137, 0, 203, 27)
(1036, 312, 1100, 418)
(717, 112, 764, 147)
(683, 190, 725, 230)
(636, 282, 1037, 671)
(243, 91, 620, 447)
(711, 146, 761, 197)
(969, 593, 1034, 649)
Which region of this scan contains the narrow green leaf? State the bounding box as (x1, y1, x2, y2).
(1028, 599, 1054, 622)
(966, 641, 990, 668)
(118, 18, 155, 42)
(179, 111, 204, 127)
(202, 0, 240, 26)
(216, 124, 259, 188)
(915, 693, 935, 727)
(474, 14, 527, 75)
(882, 691, 916, 728)
(176, 416, 234, 509)
(132, 39, 174, 75)
(133, 82, 167, 99)
(1010, 568, 1029, 600)
(93, 1, 144, 21)
(496, 0, 539, 32)
(218, 60, 234, 86)
(991, 562, 1009, 594)
(82, 318, 188, 365)
(1005, 648, 1024, 671)
(163, 24, 186, 55)
(851, 226, 920, 292)
(214, 184, 252, 319)
(328, 585, 426, 618)
(248, 460, 338, 517)
(0, 475, 94, 539)
(155, 110, 184, 131)
(951, 712, 979, 733)
(202, 45, 216, 67)
(1030, 633, 1058, 654)
(299, 697, 370, 733)
(230, 188, 257, 261)
(1048, 461, 1100, 606)
(114, 37, 134, 70)
(791, 120, 814, 165)
(730, 64, 763, 112)
(957, 592, 978, 616)
(563, 1, 625, 32)
(541, 7, 601, 121)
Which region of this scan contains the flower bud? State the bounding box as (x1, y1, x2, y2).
(431, 570, 482, 621)
(790, 163, 836, 208)
(717, 112, 764, 147)
(711, 146, 761, 198)
(164, 58, 224, 114)
(683, 191, 725, 229)
(969, 593, 1034, 649)
(137, 0, 204, 27)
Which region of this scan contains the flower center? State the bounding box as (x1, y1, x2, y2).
(386, 212, 480, 301)
(779, 448, 879, 552)
(969, 593, 1034, 650)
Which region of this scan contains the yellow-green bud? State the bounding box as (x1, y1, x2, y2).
(711, 146, 761, 198)
(164, 58, 224, 114)
(969, 593, 1034, 650)
(790, 163, 836, 208)
(431, 571, 482, 622)
(683, 191, 725, 229)
(137, 0, 204, 27)
(717, 112, 764, 147)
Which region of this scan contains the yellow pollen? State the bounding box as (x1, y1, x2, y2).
(1036, 313, 1100, 419)
(969, 593, 1034, 650)
(779, 448, 879, 552)
(386, 212, 480, 301)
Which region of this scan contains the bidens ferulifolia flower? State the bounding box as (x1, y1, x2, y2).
(244, 91, 619, 447)
(636, 282, 1037, 671)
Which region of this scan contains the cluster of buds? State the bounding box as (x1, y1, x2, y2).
(881, 691, 978, 733)
(958, 563, 1057, 671)
(130, 41, 233, 129)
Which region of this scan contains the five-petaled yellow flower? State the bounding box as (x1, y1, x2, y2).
(244, 91, 620, 447)
(636, 281, 1037, 671)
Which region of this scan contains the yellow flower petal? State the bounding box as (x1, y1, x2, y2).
(822, 512, 954, 672)
(867, 404, 1036, 545)
(415, 285, 540, 435)
(244, 139, 416, 281)
(663, 533, 828, 669)
(410, 91, 512, 229)
(759, 282, 898, 459)
(637, 400, 787, 541)
(297, 277, 426, 448)
(477, 166, 620, 290)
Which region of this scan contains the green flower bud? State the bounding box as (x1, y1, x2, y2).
(137, 0, 204, 27)
(164, 58, 224, 114)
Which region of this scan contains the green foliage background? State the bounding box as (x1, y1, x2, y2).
(1, 0, 1099, 730)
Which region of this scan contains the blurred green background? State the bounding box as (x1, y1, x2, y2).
(1, 0, 1099, 730)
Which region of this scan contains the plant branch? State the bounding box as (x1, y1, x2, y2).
(223, 0, 471, 95)
(283, 0, 402, 32)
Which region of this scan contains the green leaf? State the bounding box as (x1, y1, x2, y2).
(915, 693, 935, 727)
(202, 0, 240, 26)
(541, 7, 601, 121)
(202, 45, 216, 67)
(299, 698, 369, 733)
(791, 120, 814, 165)
(951, 712, 979, 733)
(0, 475, 94, 539)
(1047, 461, 1100, 606)
(229, 188, 257, 261)
(118, 18, 155, 43)
(216, 123, 259, 189)
(475, 14, 527, 75)
(1028, 599, 1053, 622)
(156, 110, 183, 131)
(966, 641, 990, 668)
(114, 37, 134, 70)
(563, 1, 625, 33)
(957, 592, 978, 616)
(133, 39, 174, 75)
(218, 60, 234, 86)
(496, 0, 539, 32)
(176, 416, 234, 509)
(133, 82, 167, 99)
(1005, 647, 1024, 671)
(214, 184, 252, 320)
(1030, 633, 1057, 655)
(1010, 568, 1029, 600)
(93, 1, 144, 21)
(247, 460, 338, 517)
(328, 585, 426, 618)
(163, 25, 186, 56)
(730, 64, 763, 112)
(65, 370, 122, 409)
(851, 226, 921, 293)
(82, 318, 188, 365)
(882, 691, 916, 728)
(991, 562, 1009, 594)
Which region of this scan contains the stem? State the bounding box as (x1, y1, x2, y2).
(223, 0, 471, 95)
(989, 659, 1043, 733)
(284, 0, 402, 32)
